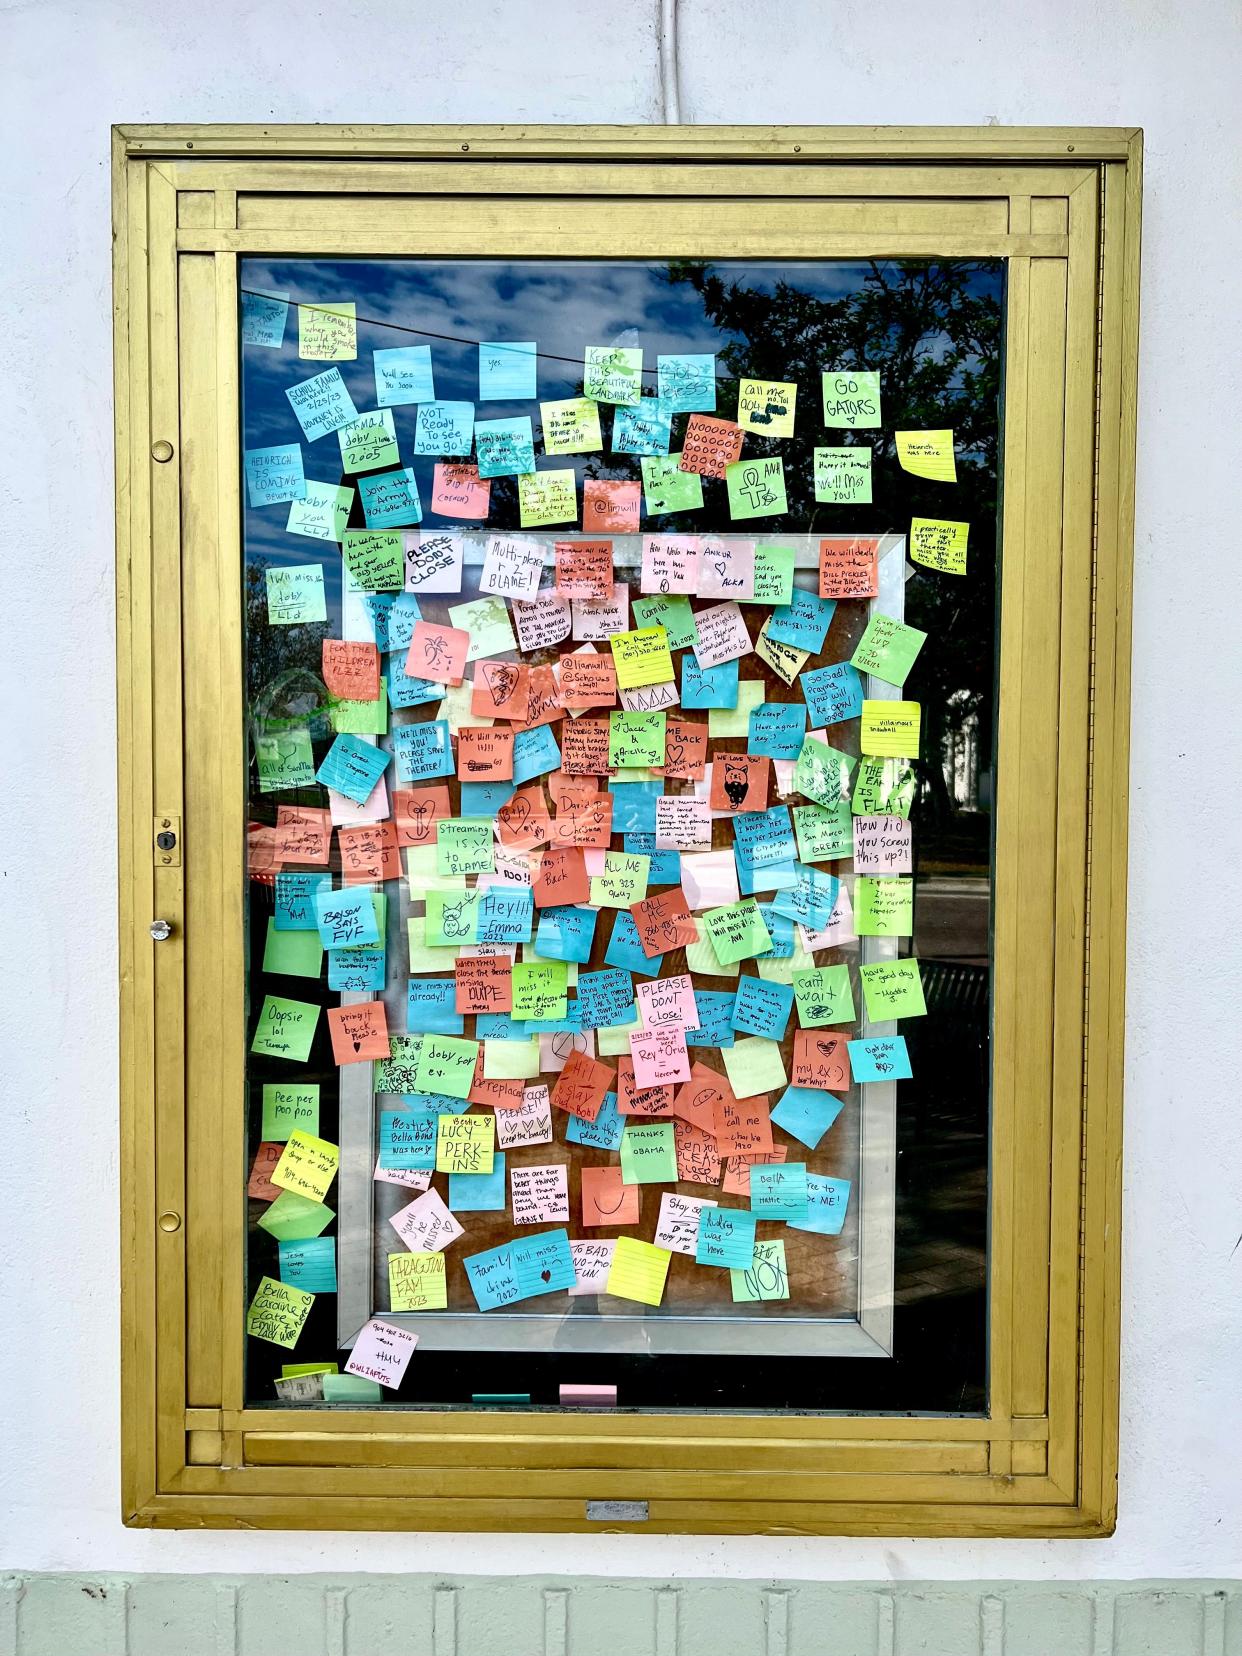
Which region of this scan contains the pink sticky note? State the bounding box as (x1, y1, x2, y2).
(407, 620, 469, 686)
(640, 533, 701, 595)
(373, 1158, 432, 1191)
(636, 973, 700, 1031)
(698, 536, 755, 600)
(388, 1187, 464, 1254)
(629, 1025, 690, 1087)
(328, 774, 389, 826)
(691, 601, 752, 668)
(679, 849, 740, 910)
(568, 1238, 616, 1296)
(345, 1317, 418, 1389)
(431, 462, 490, 520)
(510, 1163, 570, 1225)
(852, 813, 913, 874)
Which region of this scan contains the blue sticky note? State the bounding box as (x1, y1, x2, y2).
(315, 734, 392, 804)
(609, 780, 661, 834)
(278, 1237, 336, 1292)
(624, 832, 680, 886)
(605, 911, 664, 978)
(695, 1207, 758, 1269)
(407, 978, 464, 1035)
(378, 1109, 437, 1169)
(241, 288, 289, 348)
(748, 702, 808, 760)
(788, 1174, 852, 1236)
(731, 976, 794, 1041)
(657, 353, 717, 413)
(681, 654, 738, 709)
(379, 592, 424, 656)
(476, 1013, 521, 1041)
(535, 904, 599, 964)
(464, 1228, 575, 1308)
(328, 943, 385, 992)
(512, 725, 562, 786)
(847, 1036, 913, 1083)
(450, 1152, 507, 1212)
(374, 345, 436, 407)
(522, 1002, 584, 1035)
(751, 1162, 809, 1222)
(413, 401, 475, 457)
(285, 366, 357, 442)
(566, 1090, 624, 1150)
(479, 341, 537, 401)
(801, 662, 864, 728)
(475, 416, 536, 478)
(403, 1089, 468, 1116)
(754, 903, 796, 958)
(735, 850, 797, 897)
(386, 652, 443, 711)
(477, 888, 534, 944)
(577, 968, 636, 1030)
(314, 886, 381, 950)
(766, 590, 837, 652)
(274, 872, 332, 930)
(245, 445, 306, 508)
(392, 720, 453, 783)
(734, 806, 797, 869)
(685, 989, 737, 1048)
(460, 779, 517, 814)
(612, 401, 673, 455)
(769, 864, 839, 929)
(770, 1087, 846, 1150)
(358, 467, 423, 529)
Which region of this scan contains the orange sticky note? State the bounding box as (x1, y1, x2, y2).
(274, 805, 332, 866)
(555, 539, 614, 601)
(431, 462, 490, 520)
(791, 1029, 851, 1092)
(337, 819, 400, 883)
(322, 639, 380, 702)
(819, 535, 880, 600)
(659, 718, 708, 781)
(407, 621, 469, 686)
(455, 955, 513, 1015)
(248, 1141, 284, 1201)
(550, 792, 613, 850)
(327, 1001, 390, 1066)
(509, 663, 564, 733)
(392, 785, 451, 849)
(581, 1165, 641, 1228)
(674, 1062, 732, 1134)
(679, 415, 744, 479)
(559, 650, 617, 710)
(532, 846, 590, 909)
(674, 1119, 721, 1186)
(713, 1090, 773, 1156)
(708, 753, 769, 812)
(630, 889, 698, 958)
(551, 1050, 614, 1122)
(457, 724, 515, 781)
(582, 481, 640, 534)
(496, 783, 552, 849)
(472, 661, 529, 721)
(561, 716, 613, 778)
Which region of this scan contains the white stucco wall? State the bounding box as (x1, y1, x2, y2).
(2, 0, 1239, 1584)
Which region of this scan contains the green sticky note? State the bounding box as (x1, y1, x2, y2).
(262, 1083, 320, 1141)
(261, 918, 324, 980)
(756, 932, 816, 986)
(375, 1034, 422, 1093)
(414, 1033, 479, 1100)
(851, 613, 928, 687)
(341, 529, 405, 593)
(859, 958, 927, 1020)
(620, 1121, 678, 1184)
(331, 678, 389, 736)
(793, 736, 856, 807)
(703, 900, 772, 966)
(323, 1374, 383, 1401)
(685, 916, 740, 979)
(725, 457, 787, 520)
(597, 1021, 638, 1056)
(425, 889, 482, 947)
(257, 1190, 335, 1241)
(407, 915, 458, 973)
(744, 544, 796, 605)
(821, 369, 881, 429)
(518, 468, 578, 527)
(282, 1362, 339, 1378)
(540, 397, 603, 455)
(730, 1238, 790, 1302)
(584, 345, 643, 405)
(266, 565, 328, 625)
(256, 727, 316, 793)
(589, 850, 651, 908)
(338, 408, 400, 473)
(246, 1276, 315, 1348)
(792, 966, 855, 1027)
(855, 876, 914, 936)
(641, 454, 704, 515)
(609, 711, 666, 768)
(721, 1036, 786, 1097)
(437, 818, 495, 877)
(511, 960, 569, 1020)
(448, 597, 517, 662)
(707, 680, 764, 738)
(813, 446, 873, 504)
(793, 800, 854, 863)
(484, 1037, 542, 1080)
(286, 483, 352, 545)
(852, 756, 917, 818)
(251, 995, 319, 1061)
(632, 594, 697, 651)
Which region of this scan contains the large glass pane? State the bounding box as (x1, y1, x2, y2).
(241, 256, 1002, 1411)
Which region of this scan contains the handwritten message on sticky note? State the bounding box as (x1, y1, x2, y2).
(821, 369, 881, 428)
(861, 700, 921, 757)
(246, 1277, 314, 1347)
(610, 627, 674, 691)
(345, 1318, 418, 1389)
(388, 1250, 447, 1311)
(737, 378, 796, 438)
(541, 397, 602, 454)
(584, 345, 643, 405)
(851, 614, 927, 687)
(896, 428, 956, 482)
(730, 1238, 789, 1302)
(814, 446, 873, 504)
(510, 1162, 570, 1224)
(726, 457, 788, 520)
(298, 300, 356, 360)
(434, 1112, 494, 1175)
(519, 469, 578, 529)
(910, 517, 969, 574)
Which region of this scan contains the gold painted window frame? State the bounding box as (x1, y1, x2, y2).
(114, 124, 1141, 1536)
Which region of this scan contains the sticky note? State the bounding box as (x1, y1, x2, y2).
(737, 378, 796, 438)
(272, 1130, 339, 1203)
(266, 564, 327, 626)
(518, 469, 577, 528)
(641, 454, 704, 514)
(415, 1033, 479, 1099)
(341, 528, 404, 592)
(820, 535, 880, 600)
(373, 344, 434, 406)
(584, 345, 643, 405)
(748, 702, 807, 760)
(792, 964, 855, 1027)
(726, 457, 788, 520)
(241, 288, 288, 348)
(802, 662, 863, 728)
(619, 1121, 678, 1184)
(852, 615, 928, 687)
(391, 721, 452, 785)
(390, 1186, 464, 1253)
(730, 1238, 790, 1302)
(721, 1036, 785, 1099)
(449, 596, 518, 662)
(285, 366, 358, 441)
(298, 300, 355, 360)
(388, 1250, 447, 1311)
(246, 444, 306, 508)
(680, 414, 744, 479)
(541, 397, 602, 454)
(326, 1001, 390, 1065)
(611, 627, 674, 691)
(654, 1191, 716, 1254)
(896, 429, 956, 482)
(258, 1190, 333, 1242)
(788, 1174, 852, 1236)
(413, 401, 475, 457)
(256, 729, 316, 795)
(692, 602, 752, 670)
(731, 976, 793, 1042)
(821, 369, 881, 429)
(262, 1083, 320, 1141)
(613, 400, 673, 455)
(435, 1112, 494, 1175)
(464, 1229, 575, 1308)
(251, 995, 318, 1062)
(246, 1277, 314, 1348)
(608, 711, 665, 770)
(589, 850, 651, 908)
(606, 1236, 672, 1306)
(338, 408, 400, 473)
(261, 918, 322, 979)
(431, 462, 491, 519)
(770, 1085, 845, 1150)
(792, 736, 854, 808)
(910, 516, 970, 574)
(859, 957, 927, 1020)
(473, 414, 535, 478)
(317, 733, 391, 803)
(658, 353, 716, 413)
(861, 700, 921, 757)
(814, 446, 872, 504)
(314, 885, 380, 950)
(853, 755, 917, 818)
(695, 1206, 757, 1269)
(509, 1162, 569, 1225)
(703, 901, 772, 966)
(569, 1238, 617, 1294)
(345, 1318, 419, 1389)
(629, 1025, 690, 1088)
(479, 340, 537, 400)
(278, 1237, 336, 1293)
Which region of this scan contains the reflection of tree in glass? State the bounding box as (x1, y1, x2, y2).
(244, 560, 334, 804)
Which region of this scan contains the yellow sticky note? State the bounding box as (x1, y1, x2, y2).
(298, 301, 357, 361)
(540, 397, 603, 455)
(610, 626, 675, 690)
(246, 1276, 315, 1348)
(589, 850, 651, 909)
(755, 624, 808, 687)
(388, 1251, 448, 1311)
(435, 1112, 494, 1175)
(861, 700, 921, 758)
(721, 1037, 786, 1099)
(895, 429, 956, 482)
(737, 378, 796, 439)
(271, 1130, 340, 1203)
(606, 1236, 672, 1307)
(518, 468, 577, 527)
(910, 517, 969, 574)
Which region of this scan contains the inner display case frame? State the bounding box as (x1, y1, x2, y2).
(115, 123, 1141, 1535)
